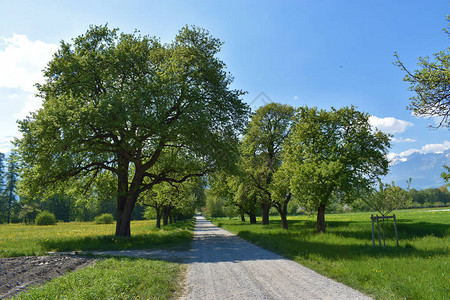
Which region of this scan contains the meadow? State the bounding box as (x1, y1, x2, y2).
(14, 258, 184, 300)
(211, 208, 449, 300)
(0, 219, 194, 257)
(1, 219, 194, 299)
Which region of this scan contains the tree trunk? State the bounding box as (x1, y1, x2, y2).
(240, 211, 246, 222)
(115, 194, 137, 237)
(248, 212, 257, 224)
(156, 208, 162, 229)
(162, 207, 170, 226)
(317, 203, 326, 233)
(261, 202, 270, 225)
(279, 194, 291, 230)
(274, 203, 288, 229)
(115, 154, 132, 237)
(280, 211, 288, 229)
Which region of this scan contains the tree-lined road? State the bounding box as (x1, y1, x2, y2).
(181, 216, 371, 299)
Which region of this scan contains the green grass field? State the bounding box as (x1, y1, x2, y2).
(1, 219, 194, 299)
(14, 258, 183, 300)
(211, 208, 449, 300)
(0, 219, 194, 257)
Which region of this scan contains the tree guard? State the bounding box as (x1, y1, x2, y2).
(371, 214, 399, 247)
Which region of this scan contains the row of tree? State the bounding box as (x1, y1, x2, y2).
(205, 15, 450, 232)
(208, 103, 391, 232)
(208, 184, 450, 216)
(7, 15, 450, 236)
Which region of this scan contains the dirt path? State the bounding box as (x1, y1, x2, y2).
(181, 216, 372, 300)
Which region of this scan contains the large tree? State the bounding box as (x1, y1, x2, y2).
(241, 103, 295, 226)
(15, 25, 249, 236)
(283, 106, 390, 233)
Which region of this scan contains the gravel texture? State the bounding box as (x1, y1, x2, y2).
(181, 216, 372, 300)
(0, 255, 96, 299)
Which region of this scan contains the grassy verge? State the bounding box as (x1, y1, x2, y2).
(2, 219, 194, 299)
(0, 219, 194, 257)
(211, 209, 449, 300)
(14, 257, 184, 300)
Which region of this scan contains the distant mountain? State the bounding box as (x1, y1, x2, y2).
(383, 150, 450, 189)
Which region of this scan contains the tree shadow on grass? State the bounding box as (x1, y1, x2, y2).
(235, 230, 448, 263)
(256, 218, 449, 241)
(39, 223, 194, 253)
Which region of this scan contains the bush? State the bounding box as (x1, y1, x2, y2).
(94, 213, 115, 224)
(35, 211, 57, 226)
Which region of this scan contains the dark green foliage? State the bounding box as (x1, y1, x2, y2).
(240, 103, 296, 228)
(94, 213, 114, 224)
(35, 211, 57, 226)
(283, 106, 390, 232)
(15, 24, 249, 237)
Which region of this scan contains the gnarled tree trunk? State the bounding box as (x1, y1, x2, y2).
(116, 193, 138, 237)
(115, 155, 133, 237)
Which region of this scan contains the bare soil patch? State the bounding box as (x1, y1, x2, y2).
(0, 255, 96, 299)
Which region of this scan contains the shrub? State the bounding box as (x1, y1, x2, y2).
(94, 213, 115, 224)
(35, 211, 57, 226)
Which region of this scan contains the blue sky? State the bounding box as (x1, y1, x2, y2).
(0, 0, 449, 164)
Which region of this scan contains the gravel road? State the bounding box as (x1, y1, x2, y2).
(181, 216, 372, 300)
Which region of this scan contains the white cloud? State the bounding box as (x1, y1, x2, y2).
(391, 137, 416, 143)
(0, 34, 57, 140)
(369, 116, 413, 134)
(0, 34, 57, 93)
(421, 141, 450, 154)
(293, 95, 299, 100)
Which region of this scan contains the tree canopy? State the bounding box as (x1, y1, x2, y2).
(15, 25, 249, 236)
(240, 103, 295, 227)
(282, 106, 390, 232)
